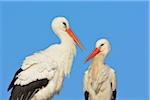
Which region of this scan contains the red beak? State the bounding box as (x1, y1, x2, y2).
(66, 28, 84, 50)
(84, 48, 100, 63)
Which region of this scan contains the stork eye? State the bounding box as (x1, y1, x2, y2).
(100, 44, 104, 47)
(62, 22, 67, 28)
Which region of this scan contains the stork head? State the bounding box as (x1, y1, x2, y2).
(85, 38, 111, 63)
(51, 17, 84, 50)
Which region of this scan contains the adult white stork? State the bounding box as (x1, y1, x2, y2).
(8, 17, 84, 100)
(83, 38, 116, 100)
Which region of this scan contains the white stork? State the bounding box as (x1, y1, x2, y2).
(83, 38, 117, 100)
(8, 17, 84, 100)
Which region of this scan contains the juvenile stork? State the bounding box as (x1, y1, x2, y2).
(83, 38, 117, 100)
(8, 17, 84, 100)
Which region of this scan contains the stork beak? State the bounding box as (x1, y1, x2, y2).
(84, 48, 100, 63)
(66, 28, 84, 50)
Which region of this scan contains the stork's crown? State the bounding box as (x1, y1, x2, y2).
(51, 17, 69, 32)
(96, 38, 111, 54)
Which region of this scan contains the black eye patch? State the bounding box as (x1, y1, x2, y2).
(62, 22, 67, 28)
(100, 44, 104, 46)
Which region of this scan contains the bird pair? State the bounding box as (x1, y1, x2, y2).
(8, 17, 116, 100)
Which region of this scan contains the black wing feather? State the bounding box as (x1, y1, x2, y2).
(111, 82, 117, 100)
(111, 89, 117, 100)
(84, 90, 89, 100)
(8, 68, 23, 91)
(9, 78, 49, 100)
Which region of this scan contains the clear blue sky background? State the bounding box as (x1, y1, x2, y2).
(0, 1, 148, 100)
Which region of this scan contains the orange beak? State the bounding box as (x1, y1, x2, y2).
(66, 28, 84, 50)
(84, 48, 100, 63)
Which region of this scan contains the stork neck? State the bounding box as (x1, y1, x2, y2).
(61, 37, 74, 47)
(89, 54, 107, 81)
(55, 30, 74, 46)
(57, 31, 76, 77)
(91, 53, 105, 68)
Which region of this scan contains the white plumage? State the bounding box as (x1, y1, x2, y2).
(83, 39, 117, 100)
(8, 17, 84, 100)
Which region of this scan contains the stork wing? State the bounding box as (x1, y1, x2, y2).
(110, 69, 117, 100)
(83, 71, 88, 91)
(83, 70, 97, 100)
(10, 78, 49, 100)
(15, 62, 57, 85)
(8, 68, 23, 91)
(8, 52, 58, 100)
(83, 71, 89, 100)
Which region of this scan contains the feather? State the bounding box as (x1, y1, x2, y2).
(9, 79, 49, 100)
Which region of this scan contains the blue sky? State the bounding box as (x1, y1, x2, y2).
(0, 1, 149, 100)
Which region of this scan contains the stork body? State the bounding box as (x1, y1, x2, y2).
(8, 17, 84, 100)
(83, 39, 116, 100)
